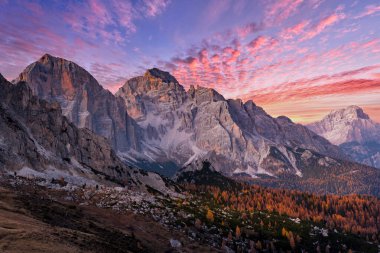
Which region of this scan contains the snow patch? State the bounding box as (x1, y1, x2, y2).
(233, 165, 274, 178)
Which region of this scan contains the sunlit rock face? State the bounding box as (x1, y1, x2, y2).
(308, 106, 380, 168)
(117, 68, 345, 178)
(15, 54, 346, 178)
(15, 54, 140, 152)
(0, 73, 129, 180)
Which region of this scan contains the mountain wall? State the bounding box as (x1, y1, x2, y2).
(15, 54, 141, 152)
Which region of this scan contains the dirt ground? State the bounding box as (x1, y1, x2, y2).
(0, 181, 220, 253)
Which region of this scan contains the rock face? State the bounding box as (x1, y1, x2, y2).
(308, 106, 380, 168)
(0, 73, 179, 194)
(116, 68, 345, 178)
(15, 54, 140, 152)
(0, 73, 129, 184)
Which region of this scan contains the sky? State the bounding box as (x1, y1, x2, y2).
(1, 0, 380, 123)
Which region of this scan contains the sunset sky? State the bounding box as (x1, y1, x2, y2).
(1, 0, 380, 123)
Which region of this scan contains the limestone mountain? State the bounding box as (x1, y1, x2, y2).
(308, 106, 380, 168)
(15, 54, 141, 152)
(0, 73, 176, 194)
(116, 68, 345, 178)
(8, 55, 380, 196)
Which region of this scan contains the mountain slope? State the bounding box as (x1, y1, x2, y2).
(14, 54, 141, 152)
(116, 68, 345, 178)
(308, 106, 380, 168)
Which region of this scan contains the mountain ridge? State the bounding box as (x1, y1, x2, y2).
(116, 64, 346, 179)
(13, 54, 380, 196)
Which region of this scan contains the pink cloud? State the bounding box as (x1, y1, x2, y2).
(236, 22, 261, 38)
(356, 4, 380, 19)
(301, 13, 345, 41)
(140, 0, 170, 17)
(111, 1, 137, 33)
(280, 20, 310, 39)
(246, 79, 380, 122)
(310, 0, 324, 9)
(265, 0, 304, 25)
(247, 36, 268, 52)
(64, 0, 170, 43)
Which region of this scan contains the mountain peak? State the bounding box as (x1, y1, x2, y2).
(329, 105, 370, 120)
(308, 105, 378, 146)
(39, 53, 56, 62)
(144, 68, 178, 84)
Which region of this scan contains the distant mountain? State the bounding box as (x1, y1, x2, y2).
(308, 106, 380, 168)
(0, 73, 176, 194)
(15, 54, 141, 152)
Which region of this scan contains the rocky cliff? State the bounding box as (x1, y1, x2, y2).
(0, 73, 129, 184)
(15, 54, 141, 152)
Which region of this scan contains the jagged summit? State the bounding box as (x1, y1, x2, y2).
(308, 105, 380, 168)
(14, 53, 101, 97)
(326, 105, 370, 121)
(14, 53, 141, 152)
(39, 53, 56, 62)
(308, 105, 377, 145)
(145, 68, 179, 84)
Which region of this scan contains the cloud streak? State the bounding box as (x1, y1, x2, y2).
(301, 12, 345, 41)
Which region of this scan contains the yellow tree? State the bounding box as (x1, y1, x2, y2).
(236, 225, 241, 239)
(281, 227, 287, 237)
(206, 209, 214, 222)
(288, 231, 296, 250)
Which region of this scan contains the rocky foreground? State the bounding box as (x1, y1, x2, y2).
(0, 174, 218, 253)
(0, 169, 378, 253)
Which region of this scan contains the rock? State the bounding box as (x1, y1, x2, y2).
(169, 239, 182, 248)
